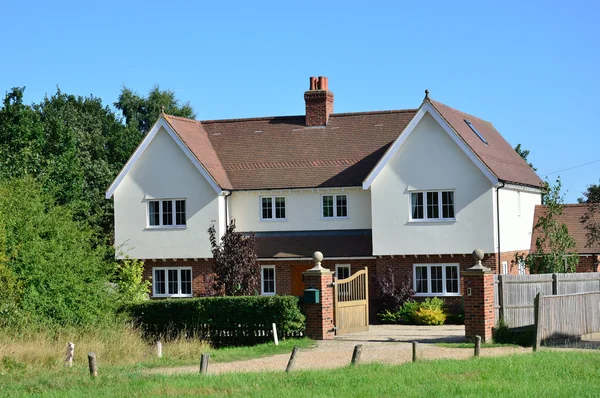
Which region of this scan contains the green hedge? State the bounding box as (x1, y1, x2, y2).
(121, 296, 305, 347)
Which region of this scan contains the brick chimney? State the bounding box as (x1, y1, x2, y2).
(304, 76, 334, 127)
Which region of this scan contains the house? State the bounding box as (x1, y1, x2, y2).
(105, 76, 543, 308)
(530, 204, 600, 272)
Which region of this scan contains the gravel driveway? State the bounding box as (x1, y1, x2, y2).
(148, 325, 530, 376)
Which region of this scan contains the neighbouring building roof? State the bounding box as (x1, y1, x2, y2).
(530, 204, 600, 254)
(163, 97, 542, 190)
(254, 230, 373, 258)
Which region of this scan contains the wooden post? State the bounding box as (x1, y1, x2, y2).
(351, 344, 362, 365)
(498, 275, 506, 323)
(412, 341, 418, 362)
(286, 347, 299, 372)
(272, 323, 279, 346)
(87, 353, 97, 378)
(200, 354, 210, 375)
(552, 274, 558, 295)
(474, 336, 481, 357)
(156, 341, 162, 358)
(65, 342, 75, 368)
(533, 292, 544, 351)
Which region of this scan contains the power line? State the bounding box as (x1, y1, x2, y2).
(541, 159, 600, 176)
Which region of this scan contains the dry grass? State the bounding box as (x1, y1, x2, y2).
(0, 323, 209, 369)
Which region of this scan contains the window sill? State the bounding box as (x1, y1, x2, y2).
(407, 219, 456, 224)
(260, 218, 288, 222)
(261, 292, 276, 296)
(413, 293, 461, 297)
(320, 217, 350, 221)
(151, 294, 194, 298)
(145, 226, 188, 230)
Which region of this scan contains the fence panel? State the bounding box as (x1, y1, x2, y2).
(537, 292, 600, 344)
(496, 273, 600, 328)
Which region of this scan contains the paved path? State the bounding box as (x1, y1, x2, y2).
(147, 325, 530, 376)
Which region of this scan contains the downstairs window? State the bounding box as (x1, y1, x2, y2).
(413, 264, 460, 296)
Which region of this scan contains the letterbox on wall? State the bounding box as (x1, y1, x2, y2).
(304, 288, 320, 304)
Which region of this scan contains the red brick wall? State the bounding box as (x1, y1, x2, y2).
(304, 91, 334, 127)
(463, 271, 495, 342)
(302, 271, 335, 340)
(576, 255, 600, 273)
(143, 259, 216, 297)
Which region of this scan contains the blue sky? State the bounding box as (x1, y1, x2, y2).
(1, 0, 598, 202)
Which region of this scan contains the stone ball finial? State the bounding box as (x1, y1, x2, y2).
(312, 251, 323, 263)
(472, 248, 485, 262)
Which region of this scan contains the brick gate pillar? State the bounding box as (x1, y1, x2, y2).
(302, 251, 335, 340)
(463, 249, 495, 343)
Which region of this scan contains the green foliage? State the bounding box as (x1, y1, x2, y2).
(578, 181, 600, 204)
(412, 307, 447, 325)
(114, 85, 195, 134)
(378, 298, 450, 325)
(517, 177, 578, 273)
(122, 296, 305, 347)
(514, 143, 537, 171)
(579, 180, 600, 253)
(113, 258, 150, 303)
(208, 219, 259, 296)
(0, 177, 115, 326)
(398, 300, 421, 324)
(377, 309, 401, 324)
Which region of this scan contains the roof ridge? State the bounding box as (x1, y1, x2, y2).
(201, 115, 304, 124)
(429, 99, 493, 126)
(332, 109, 417, 117)
(163, 114, 202, 124)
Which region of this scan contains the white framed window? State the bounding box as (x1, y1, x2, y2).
(152, 267, 193, 297)
(261, 265, 276, 295)
(322, 194, 348, 218)
(335, 264, 351, 280)
(413, 264, 460, 296)
(518, 260, 526, 275)
(410, 190, 455, 221)
(502, 261, 508, 275)
(260, 196, 286, 220)
(148, 199, 186, 227)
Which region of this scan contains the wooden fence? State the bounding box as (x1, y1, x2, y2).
(534, 292, 600, 349)
(494, 273, 600, 328)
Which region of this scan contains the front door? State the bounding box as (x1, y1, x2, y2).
(291, 265, 312, 296)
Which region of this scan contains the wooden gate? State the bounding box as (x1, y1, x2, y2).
(334, 267, 369, 335)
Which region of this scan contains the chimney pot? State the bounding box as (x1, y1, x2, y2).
(309, 77, 317, 90)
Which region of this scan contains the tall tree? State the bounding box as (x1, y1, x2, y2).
(114, 85, 195, 135)
(516, 177, 578, 273)
(208, 220, 259, 296)
(579, 180, 600, 253)
(514, 143, 537, 171)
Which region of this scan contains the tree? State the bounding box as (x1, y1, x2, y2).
(579, 180, 600, 253)
(113, 258, 150, 303)
(208, 220, 259, 296)
(114, 85, 195, 135)
(0, 177, 115, 325)
(516, 177, 578, 273)
(514, 143, 537, 171)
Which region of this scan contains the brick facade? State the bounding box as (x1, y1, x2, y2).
(143, 259, 217, 297)
(462, 269, 495, 342)
(304, 90, 334, 127)
(576, 255, 600, 273)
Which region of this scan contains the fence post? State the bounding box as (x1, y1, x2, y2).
(200, 353, 210, 375)
(65, 342, 75, 368)
(474, 336, 481, 357)
(351, 344, 362, 365)
(412, 341, 418, 362)
(552, 274, 558, 295)
(272, 323, 279, 346)
(156, 341, 162, 358)
(87, 353, 97, 378)
(533, 292, 544, 351)
(286, 347, 300, 372)
(498, 275, 506, 323)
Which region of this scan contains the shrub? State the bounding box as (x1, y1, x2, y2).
(412, 307, 447, 325)
(398, 300, 421, 324)
(375, 268, 414, 314)
(113, 257, 150, 303)
(493, 320, 533, 346)
(122, 295, 305, 347)
(378, 309, 401, 324)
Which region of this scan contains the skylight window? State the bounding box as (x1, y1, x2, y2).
(464, 119, 488, 145)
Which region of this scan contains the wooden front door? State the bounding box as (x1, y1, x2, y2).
(291, 265, 313, 296)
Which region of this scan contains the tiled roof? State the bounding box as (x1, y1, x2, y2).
(530, 204, 600, 254)
(163, 98, 542, 190)
(429, 100, 543, 188)
(254, 230, 373, 258)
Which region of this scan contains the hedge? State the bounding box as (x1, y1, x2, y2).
(121, 296, 305, 347)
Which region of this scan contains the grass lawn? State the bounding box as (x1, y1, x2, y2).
(2, 350, 599, 397)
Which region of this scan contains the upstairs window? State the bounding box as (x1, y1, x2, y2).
(410, 191, 455, 221)
(261, 196, 286, 220)
(148, 199, 186, 227)
(322, 194, 348, 218)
